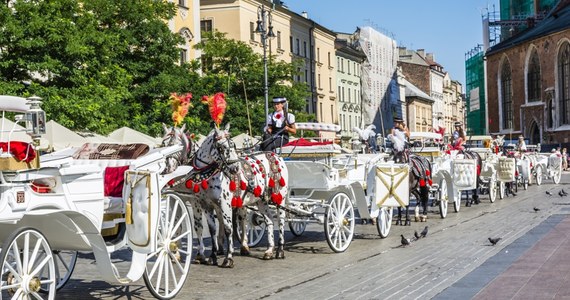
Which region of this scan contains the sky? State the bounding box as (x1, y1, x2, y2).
(284, 0, 500, 90)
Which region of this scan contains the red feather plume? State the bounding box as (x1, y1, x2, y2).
(201, 92, 227, 126)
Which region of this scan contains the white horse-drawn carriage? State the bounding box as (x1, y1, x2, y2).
(0, 95, 192, 299)
(235, 123, 409, 252)
(524, 148, 563, 186)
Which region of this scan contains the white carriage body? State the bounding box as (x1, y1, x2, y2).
(366, 163, 410, 207)
(497, 157, 517, 182)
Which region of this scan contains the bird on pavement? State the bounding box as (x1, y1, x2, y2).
(562, 189, 568, 196)
(414, 231, 420, 240)
(533, 207, 540, 212)
(401, 234, 411, 247)
(559, 190, 565, 197)
(420, 226, 429, 238)
(546, 191, 552, 196)
(488, 237, 502, 246)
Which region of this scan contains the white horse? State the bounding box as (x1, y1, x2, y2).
(234, 151, 288, 260)
(168, 123, 240, 267)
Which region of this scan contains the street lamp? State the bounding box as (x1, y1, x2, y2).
(255, 5, 276, 119)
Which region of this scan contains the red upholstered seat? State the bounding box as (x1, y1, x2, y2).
(0, 141, 36, 162)
(284, 138, 332, 147)
(104, 165, 130, 197)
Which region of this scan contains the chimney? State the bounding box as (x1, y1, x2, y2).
(426, 53, 434, 62)
(301, 11, 308, 18)
(417, 49, 425, 58)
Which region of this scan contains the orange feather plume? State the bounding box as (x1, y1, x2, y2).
(201, 92, 226, 126)
(169, 92, 192, 126)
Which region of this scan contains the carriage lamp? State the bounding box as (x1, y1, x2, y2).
(25, 95, 46, 143)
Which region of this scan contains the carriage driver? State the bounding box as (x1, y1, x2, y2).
(261, 97, 297, 152)
(450, 121, 466, 151)
(390, 117, 410, 163)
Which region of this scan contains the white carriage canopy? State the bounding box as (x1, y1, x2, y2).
(41, 120, 88, 152)
(107, 126, 162, 147)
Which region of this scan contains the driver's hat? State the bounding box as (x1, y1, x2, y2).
(272, 97, 287, 103)
(454, 121, 463, 127)
(393, 116, 404, 123)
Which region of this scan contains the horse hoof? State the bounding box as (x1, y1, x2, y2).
(466, 202, 471, 207)
(421, 216, 427, 222)
(263, 252, 274, 260)
(240, 247, 250, 256)
(193, 256, 208, 265)
(221, 258, 234, 268)
(414, 216, 420, 222)
(405, 220, 411, 226)
(275, 250, 285, 259)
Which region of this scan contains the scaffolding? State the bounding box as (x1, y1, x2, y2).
(465, 44, 486, 135)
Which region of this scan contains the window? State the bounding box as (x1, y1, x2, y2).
(296, 38, 300, 55)
(200, 20, 213, 34)
(501, 60, 513, 129)
(527, 51, 541, 102)
(338, 86, 342, 102)
(318, 74, 321, 89)
(317, 48, 320, 63)
(348, 88, 351, 102)
(320, 103, 323, 122)
(305, 70, 308, 83)
(289, 36, 293, 52)
(348, 61, 351, 74)
(250, 22, 255, 42)
(337, 57, 340, 69)
(559, 42, 570, 125)
(341, 58, 344, 72)
(331, 105, 334, 123)
(328, 52, 331, 67)
(179, 49, 188, 64)
(178, 0, 186, 7)
(303, 41, 307, 57)
(277, 31, 282, 50)
(329, 77, 332, 92)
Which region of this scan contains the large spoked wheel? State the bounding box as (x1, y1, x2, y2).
(1, 228, 56, 300)
(234, 208, 267, 247)
(535, 166, 543, 186)
(289, 217, 309, 237)
(453, 190, 461, 212)
(523, 177, 529, 190)
(144, 193, 192, 300)
(488, 178, 497, 203)
(39, 250, 77, 293)
(376, 207, 393, 238)
(439, 178, 448, 218)
(324, 192, 355, 253)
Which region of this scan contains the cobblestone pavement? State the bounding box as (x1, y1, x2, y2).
(56, 173, 570, 299)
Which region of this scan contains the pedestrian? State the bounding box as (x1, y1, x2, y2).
(390, 117, 409, 163)
(562, 148, 568, 170)
(517, 135, 527, 152)
(450, 121, 465, 151)
(261, 97, 296, 152)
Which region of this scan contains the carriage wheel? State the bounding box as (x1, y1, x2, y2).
(1, 228, 56, 300)
(39, 250, 77, 293)
(324, 192, 355, 253)
(499, 181, 507, 199)
(376, 207, 393, 238)
(488, 178, 497, 203)
(144, 193, 192, 300)
(535, 166, 543, 186)
(523, 178, 529, 190)
(453, 190, 461, 212)
(438, 178, 448, 218)
(514, 177, 519, 193)
(234, 208, 267, 247)
(289, 217, 309, 237)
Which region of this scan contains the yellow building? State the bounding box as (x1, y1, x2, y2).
(168, 0, 202, 63)
(200, 0, 338, 134)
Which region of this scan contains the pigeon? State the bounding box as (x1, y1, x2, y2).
(414, 231, 421, 240)
(546, 191, 552, 196)
(488, 237, 502, 246)
(533, 207, 540, 212)
(559, 190, 565, 197)
(401, 234, 411, 247)
(420, 226, 429, 238)
(562, 189, 568, 196)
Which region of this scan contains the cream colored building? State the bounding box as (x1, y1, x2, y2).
(442, 74, 465, 133)
(200, 0, 338, 137)
(168, 0, 202, 63)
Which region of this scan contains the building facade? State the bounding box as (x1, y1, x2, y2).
(200, 0, 337, 136)
(486, 1, 570, 145)
(335, 33, 366, 140)
(169, 0, 202, 63)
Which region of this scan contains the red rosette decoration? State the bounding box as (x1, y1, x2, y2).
(253, 186, 262, 197)
(419, 179, 426, 187)
(240, 180, 247, 190)
(201, 180, 208, 190)
(279, 177, 286, 187)
(268, 178, 275, 188)
(229, 180, 237, 192)
(185, 180, 193, 189)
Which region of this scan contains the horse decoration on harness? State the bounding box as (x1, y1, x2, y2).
(161, 123, 192, 174)
(388, 131, 433, 225)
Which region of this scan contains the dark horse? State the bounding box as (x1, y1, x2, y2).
(394, 149, 433, 225)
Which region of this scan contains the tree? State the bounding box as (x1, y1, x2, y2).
(0, 0, 192, 135)
(193, 31, 311, 137)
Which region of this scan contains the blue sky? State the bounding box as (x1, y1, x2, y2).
(284, 0, 500, 90)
